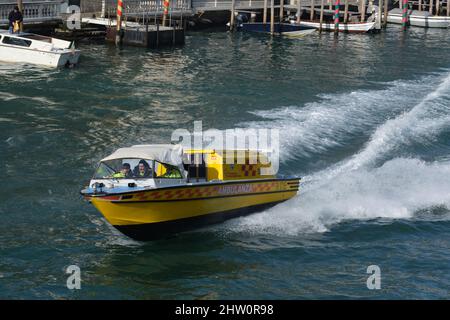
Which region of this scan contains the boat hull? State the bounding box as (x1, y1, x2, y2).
(298, 21, 376, 33)
(114, 201, 285, 241)
(0, 44, 81, 67)
(387, 13, 450, 28)
(89, 179, 299, 241)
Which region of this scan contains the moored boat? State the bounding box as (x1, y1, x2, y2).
(387, 8, 450, 28)
(0, 30, 80, 67)
(297, 20, 376, 33)
(242, 22, 317, 36)
(81, 144, 300, 241)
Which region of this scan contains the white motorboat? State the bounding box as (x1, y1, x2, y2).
(297, 20, 376, 33)
(0, 30, 81, 67)
(387, 8, 450, 28)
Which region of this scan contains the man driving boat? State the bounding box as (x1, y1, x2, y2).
(161, 164, 182, 179)
(134, 160, 153, 178)
(112, 163, 133, 179)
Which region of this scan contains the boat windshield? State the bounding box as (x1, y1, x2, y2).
(93, 159, 183, 180)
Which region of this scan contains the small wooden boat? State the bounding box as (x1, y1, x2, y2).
(297, 20, 376, 33)
(241, 22, 317, 36)
(81, 144, 300, 241)
(387, 8, 450, 28)
(0, 30, 80, 67)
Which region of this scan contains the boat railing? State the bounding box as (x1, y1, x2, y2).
(81, 0, 192, 18)
(400, 0, 450, 15)
(193, 0, 267, 11)
(0, 1, 63, 26)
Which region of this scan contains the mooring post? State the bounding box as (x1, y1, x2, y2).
(163, 0, 170, 26)
(116, 0, 124, 46)
(334, 0, 340, 33)
(429, 0, 434, 14)
(344, 0, 348, 23)
(436, 0, 440, 14)
(17, 0, 23, 12)
(230, 0, 235, 31)
(418, 0, 422, 11)
(376, 0, 383, 30)
(17, 0, 23, 32)
(319, 0, 324, 31)
(280, 0, 284, 22)
(310, 0, 315, 20)
(383, 0, 389, 27)
(270, 0, 275, 34)
(101, 0, 106, 18)
(297, 0, 302, 23)
(447, 0, 450, 15)
(402, 0, 408, 29)
(264, 0, 268, 23)
(156, 19, 160, 48)
(361, 0, 366, 22)
(377, 0, 382, 30)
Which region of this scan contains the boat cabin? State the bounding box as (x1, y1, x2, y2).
(89, 144, 276, 191)
(0, 31, 73, 52)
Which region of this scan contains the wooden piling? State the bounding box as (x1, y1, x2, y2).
(230, 0, 235, 31)
(448, 0, 450, 15)
(311, 0, 315, 20)
(402, 0, 408, 29)
(418, 0, 422, 11)
(264, 0, 268, 23)
(280, 0, 284, 22)
(297, 0, 302, 23)
(270, 0, 275, 34)
(377, 0, 382, 29)
(436, 0, 440, 15)
(116, 0, 124, 46)
(361, 0, 366, 22)
(383, 0, 389, 27)
(334, 0, 340, 33)
(16, 0, 23, 14)
(429, 0, 434, 14)
(17, 0, 23, 12)
(17, 0, 23, 32)
(344, 0, 349, 23)
(320, 0, 325, 31)
(162, 0, 170, 26)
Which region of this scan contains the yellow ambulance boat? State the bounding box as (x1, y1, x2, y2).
(81, 144, 299, 241)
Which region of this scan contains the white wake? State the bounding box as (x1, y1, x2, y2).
(224, 71, 450, 235)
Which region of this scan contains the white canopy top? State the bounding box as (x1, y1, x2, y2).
(101, 144, 185, 175)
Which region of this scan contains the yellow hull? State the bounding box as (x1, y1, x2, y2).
(90, 179, 299, 240)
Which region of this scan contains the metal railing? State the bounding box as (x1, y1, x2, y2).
(0, 1, 63, 26)
(81, 0, 191, 17)
(193, 0, 266, 10)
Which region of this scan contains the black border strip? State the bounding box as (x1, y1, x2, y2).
(86, 177, 301, 197)
(111, 189, 299, 203)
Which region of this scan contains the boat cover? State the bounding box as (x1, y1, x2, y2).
(102, 144, 186, 175)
